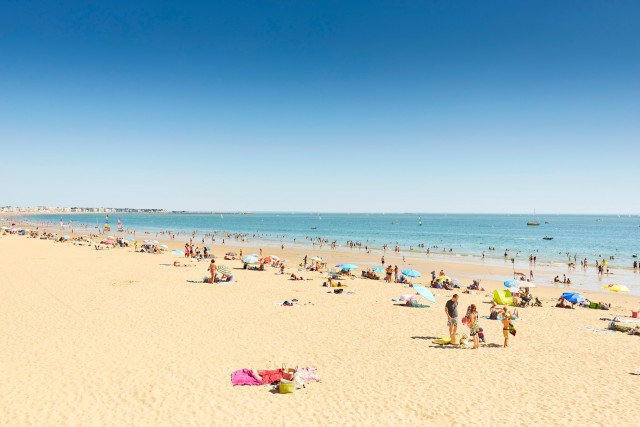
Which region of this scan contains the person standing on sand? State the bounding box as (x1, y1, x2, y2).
(467, 304, 480, 349)
(381, 256, 385, 266)
(209, 259, 216, 283)
(445, 294, 459, 337)
(385, 265, 393, 283)
(502, 309, 512, 348)
(394, 265, 399, 283)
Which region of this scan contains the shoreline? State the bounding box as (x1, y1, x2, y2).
(5, 217, 640, 298)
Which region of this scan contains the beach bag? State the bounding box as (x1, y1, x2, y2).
(509, 324, 517, 336)
(279, 379, 295, 394)
(283, 366, 297, 381)
(450, 333, 460, 345)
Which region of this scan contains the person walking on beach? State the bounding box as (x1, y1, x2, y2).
(445, 294, 459, 337)
(381, 256, 385, 266)
(394, 265, 399, 283)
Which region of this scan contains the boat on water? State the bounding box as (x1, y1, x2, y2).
(527, 209, 540, 226)
(311, 226, 317, 230)
(543, 236, 553, 240)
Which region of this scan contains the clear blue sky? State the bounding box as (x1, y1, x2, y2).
(1, 1, 638, 213)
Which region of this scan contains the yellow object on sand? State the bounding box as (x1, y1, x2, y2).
(432, 338, 452, 345)
(493, 289, 514, 306)
(602, 284, 630, 292)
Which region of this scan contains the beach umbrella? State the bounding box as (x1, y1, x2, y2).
(436, 275, 451, 283)
(260, 256, 273, 263)
(451, 279, 463, 287)
(171, 250, 184, 256)
(562, 292, 585, 304)
(310, 256, 323, 262)
(270, 255, 281, 261)
(337, 264, 358, 271)
(372, 267, 384, 273)
(401, 269, 421, 278)
(125, 237, 135, 241)
(504, 279, 521, 288)
(602, 284, 630, 292)
(247, 253, 259, 258)
(413, 284, 437, 304)
(216, 265, 232, 275)
(159, 244, 169, 250)
(243, 255, 260, 264)
(62, 235, 70, 240)
(205, 247, 212, 251)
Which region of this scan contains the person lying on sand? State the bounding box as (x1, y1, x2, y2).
(556, 297, 573, 309)
(290, 274, 304, 281)
(173, 261, 195, 267)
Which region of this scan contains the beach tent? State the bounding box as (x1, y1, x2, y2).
(493, 289, 514, 306)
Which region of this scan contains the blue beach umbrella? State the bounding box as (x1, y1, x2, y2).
(372, 267, 384, 273)
(504, 279, 521, 288)
(401, 269, 421, 278)
(412, 285, 436, 304)
(561, 292, 585, 304)
(171, 250, 184, 256)
(337, 264, 358, 271)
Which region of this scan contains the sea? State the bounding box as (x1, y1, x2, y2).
(22, 212, 640, 265)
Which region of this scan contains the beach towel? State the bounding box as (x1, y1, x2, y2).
(258, 369, 284, 384)
(481, 316, 518, 321)
(231, 369, 264, 386)
(297, 367, 320, 383)
(579, 326, 614, 334)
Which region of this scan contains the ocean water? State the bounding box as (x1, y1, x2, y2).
(24, 213, 640, 266)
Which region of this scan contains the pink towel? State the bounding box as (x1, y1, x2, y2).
(231, 369, 264, 386)
(297, 367, 320, 382)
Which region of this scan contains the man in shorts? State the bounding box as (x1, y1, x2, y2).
(445, 294, 459, 336)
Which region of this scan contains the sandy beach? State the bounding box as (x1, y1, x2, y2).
(1, 230, 639, 426)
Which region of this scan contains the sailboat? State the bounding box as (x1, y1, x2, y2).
(117, 217, 124, 232)
(104, 214, 111, 231)
(527, 209, 540, 226)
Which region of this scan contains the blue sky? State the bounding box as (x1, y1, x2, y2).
(1, 1, 638, 213)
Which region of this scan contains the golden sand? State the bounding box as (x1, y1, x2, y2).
(1, 233, 639, 426)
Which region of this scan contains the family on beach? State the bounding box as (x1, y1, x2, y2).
(445, 294, 516, 349)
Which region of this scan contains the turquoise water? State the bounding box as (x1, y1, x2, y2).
(25, 213, 640, 266)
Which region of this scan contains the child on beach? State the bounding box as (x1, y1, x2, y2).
(502, 309, 515, 347)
